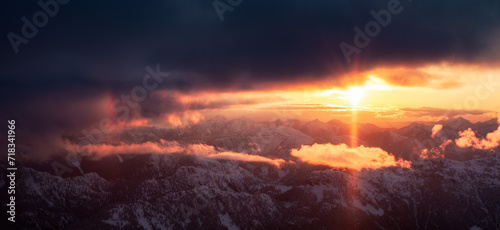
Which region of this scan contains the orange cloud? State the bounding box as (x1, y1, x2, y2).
(361, 66, 466, 89)
(440, 139, 452, 152)
(165, 111, 204, 128)
(99, 111, 204, 131)
(290, 143, 411, 170)
(208, 152, 284, 167)
(456, 128, 500, 150)
(455, 114, 500, 150)
(69, 140, 183, 157)
(69, 141, 284, 167)
(184, 144, 285, 167)
(419, 147, 445, 159)
(431, 124, 443, 138)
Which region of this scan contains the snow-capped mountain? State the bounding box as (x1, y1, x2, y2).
(3, 116, 500, 229)
(5, 153, 499, 230)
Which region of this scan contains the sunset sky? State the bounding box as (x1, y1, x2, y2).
(3, 2, 500, 230)
(1, 0, 500, 159)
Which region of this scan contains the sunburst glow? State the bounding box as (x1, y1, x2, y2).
(315, 77, 393, 107)
(345, 87, 365, 106)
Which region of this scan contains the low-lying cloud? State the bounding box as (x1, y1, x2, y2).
(290, 143, 411, 170)
(186, 144, 285, 167)
(455, 115, 500, 151)
(456, 128, 500, 150)
(69, 140, 285, 167)
(431, 124, 443, 138)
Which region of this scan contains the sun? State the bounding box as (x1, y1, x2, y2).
(345, 87, 365, 106)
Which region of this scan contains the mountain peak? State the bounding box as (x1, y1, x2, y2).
(438, 117, 472, 130)
(326, 119, 347, 127)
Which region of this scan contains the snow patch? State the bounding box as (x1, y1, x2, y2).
(310, 185, 328, 202)
(103, 206, 130, 228)
(353, 199, 384, 216)
(274, 185, 293, 193)
(219, 213, 240, 230)
(135, 207, 153, 230)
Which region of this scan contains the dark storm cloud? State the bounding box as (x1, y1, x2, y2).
(139, 90, 267, 118)
(1, 0, 500, 92)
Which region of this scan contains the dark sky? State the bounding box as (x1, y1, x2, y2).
(1, 0, 500, 93)
(1, 0, 500, 159)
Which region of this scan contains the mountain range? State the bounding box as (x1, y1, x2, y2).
(2, 116, 499, 229)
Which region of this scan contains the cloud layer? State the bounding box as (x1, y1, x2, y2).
(68, 140, 285, 167)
